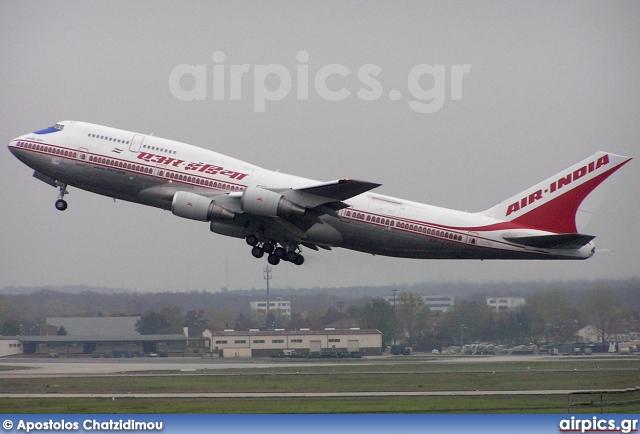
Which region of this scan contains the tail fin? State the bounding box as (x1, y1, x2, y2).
(480, 152, 631, 233)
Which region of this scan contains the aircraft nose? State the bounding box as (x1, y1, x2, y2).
(8, 135, 29, 161)
(8, 138, 20, 156)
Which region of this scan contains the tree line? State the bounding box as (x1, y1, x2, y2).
(0, 285, 637, 351)
(356, 287, 635, 350)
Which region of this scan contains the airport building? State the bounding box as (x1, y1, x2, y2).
(16, 334, 208, 357)
(0, 338, 24, 358)
(383, 294, 455, 312)
(203, 328, 382, 358)
(250, 297, 292, 318)
(0, 317, 209, 357)
(46, 316, 141, 337)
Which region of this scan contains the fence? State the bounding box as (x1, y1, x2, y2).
(568, 387, 640, 413)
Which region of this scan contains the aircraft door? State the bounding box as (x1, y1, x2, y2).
(153, 164, 167, 184)
(129, 134, 145, 152)
(465, 232, 478, 249)
(76, 147, 88, 165)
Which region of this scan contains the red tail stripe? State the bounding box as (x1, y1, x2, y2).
(509, 161, 630, 233)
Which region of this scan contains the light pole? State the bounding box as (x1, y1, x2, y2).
(337, 301, 344, 330)
(263, 266, 272, 329)
(391, 289, 398, 346)
(460, 324, 466, 352)
(518, 322, 522, 346)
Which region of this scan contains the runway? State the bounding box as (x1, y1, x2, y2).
(0, 354, 624, 378)
(0, 389, 628, 399)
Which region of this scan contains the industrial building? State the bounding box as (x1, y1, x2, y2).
(203, 328, 382, 358)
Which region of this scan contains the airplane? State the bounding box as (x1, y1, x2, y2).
(8, 121, 632, 266)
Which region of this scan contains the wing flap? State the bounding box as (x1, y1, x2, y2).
(503, 233, 595, 249)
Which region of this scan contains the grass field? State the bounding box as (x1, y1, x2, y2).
(0, 396, 573, 414)
(0, 357, 637, 413)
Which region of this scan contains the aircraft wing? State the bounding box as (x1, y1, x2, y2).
(145, 178, 379, 214)
(276, 178, 381, 211)
(503, 233, 595, 249)
(253, 179, 380, 243)
(161, 178, 381, 246)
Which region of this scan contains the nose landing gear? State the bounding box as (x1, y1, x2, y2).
(55, 184, 69, 211)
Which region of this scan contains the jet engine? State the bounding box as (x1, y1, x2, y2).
(241, 186, 306, 218)
(171, 191, 235, 221)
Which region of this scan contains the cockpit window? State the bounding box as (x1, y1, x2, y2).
(34, 124, 65, 134)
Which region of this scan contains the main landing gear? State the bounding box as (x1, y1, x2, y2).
(246, 235, 304, 266)
(54, 183, 69, 211)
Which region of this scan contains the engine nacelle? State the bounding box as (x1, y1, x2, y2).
(241, 186, 306, 218)
(172, 191, 235, 221)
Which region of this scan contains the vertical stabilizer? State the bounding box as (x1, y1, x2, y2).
(480, 152, 631, 233)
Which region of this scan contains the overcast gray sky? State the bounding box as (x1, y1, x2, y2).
(1, 2, 638, 292)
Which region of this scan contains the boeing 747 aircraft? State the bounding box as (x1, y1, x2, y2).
(8, 121, 631, 266)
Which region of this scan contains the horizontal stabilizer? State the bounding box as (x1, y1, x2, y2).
(503, 233, 595, 249)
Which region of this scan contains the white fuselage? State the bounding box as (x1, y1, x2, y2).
(8, 121, 596, 260)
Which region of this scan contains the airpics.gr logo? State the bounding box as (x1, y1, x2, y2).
(559, 416, 638, 434)
(168, 51, 471, 113)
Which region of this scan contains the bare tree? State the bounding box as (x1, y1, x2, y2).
(582, 287, 623, 345)
(397, 293, 430, 347)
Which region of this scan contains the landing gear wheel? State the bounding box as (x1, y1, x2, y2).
(246, 235, 259, 246)
(55, 199, 68, 211)
(293, 254, 304, 266)
(274, 247, 286, 258)
(286, 251, 298, 262)
(262, 242, 275, 254)
(267, 254, 280, 265)
(55, 183, 69, 211)
(251, 246, 265, 258)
